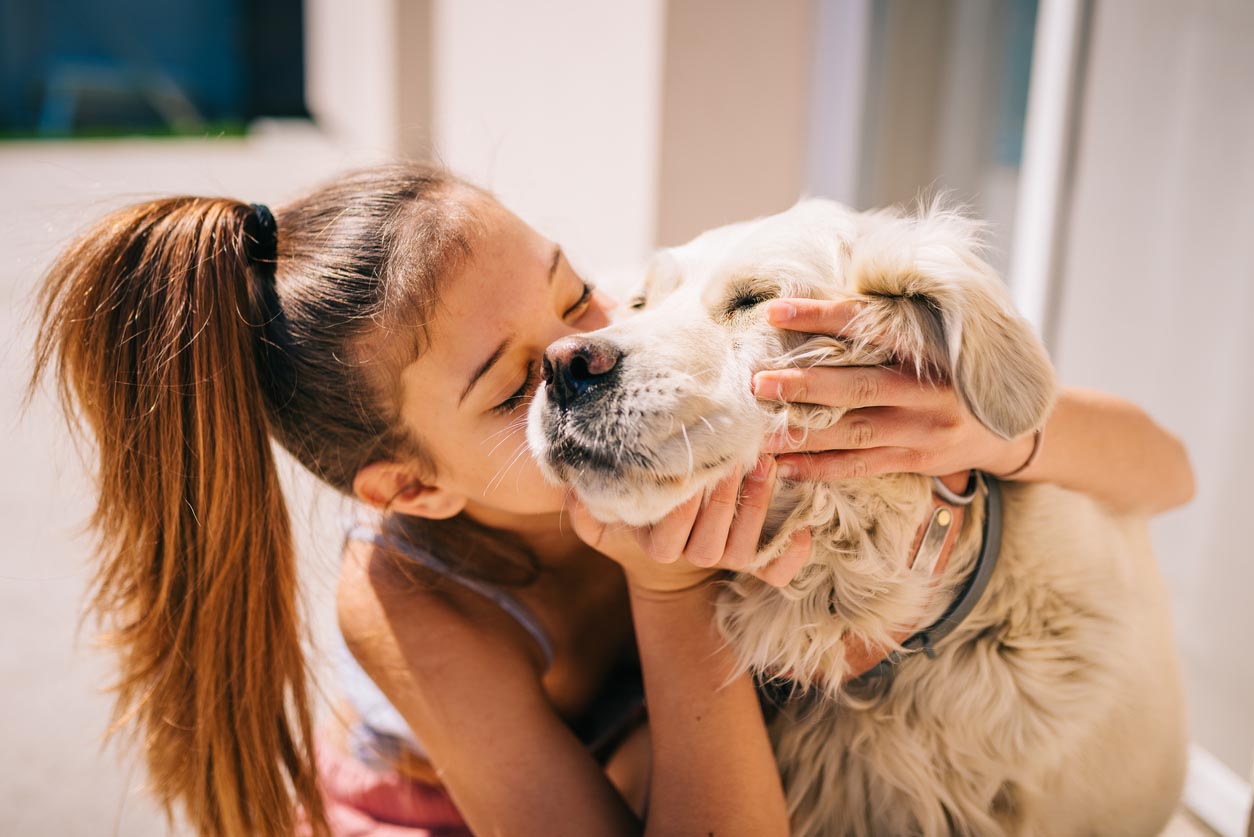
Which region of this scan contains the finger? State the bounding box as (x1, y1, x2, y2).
(639, 491, 704, 563)
(752, 528, 813, 588)
(753, 364, 950, 410)
(720, 457, 778, 572)
(682, 466, 745, 567)
(766, 298, 865, 334)
(562, 493, 608, 547)
(775, 447, 935, 482)
(762, 407, 949, 454)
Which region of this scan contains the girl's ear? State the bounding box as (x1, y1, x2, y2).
(353, 462, 467, 520)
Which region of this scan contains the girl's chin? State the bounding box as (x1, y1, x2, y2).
(472, 485, 570, 518)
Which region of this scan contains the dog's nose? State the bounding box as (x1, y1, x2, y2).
(542, 337, 621, 408)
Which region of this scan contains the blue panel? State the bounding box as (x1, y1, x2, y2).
(0, 0, 304, 136)
(995, 0, 1039, 167)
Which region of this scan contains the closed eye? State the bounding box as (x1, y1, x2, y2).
(491, 361, 541, 415)
(723, 287, 777, 317)
(564, 281, 595, 318)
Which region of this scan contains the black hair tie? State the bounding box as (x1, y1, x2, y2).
(244, 203, 279, 271)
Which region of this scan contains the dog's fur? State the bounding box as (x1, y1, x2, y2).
(527, 199, 1187, 835)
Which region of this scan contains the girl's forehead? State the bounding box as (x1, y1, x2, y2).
(397, 216, 555, 402)
(471, 199, 551, 264)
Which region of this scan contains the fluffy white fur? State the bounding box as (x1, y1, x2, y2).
(527, 199, 1186, 835)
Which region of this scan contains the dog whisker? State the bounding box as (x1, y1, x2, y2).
(486, 439, 532, 495)
(486, 420, 529, 457)
(679, 423, 694, 477)
(482, 416, 528, 444)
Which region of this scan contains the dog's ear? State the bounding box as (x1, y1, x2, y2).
(846, 206, 1056, 440)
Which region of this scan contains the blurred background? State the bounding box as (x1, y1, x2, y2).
(1, 0, 1251, 834)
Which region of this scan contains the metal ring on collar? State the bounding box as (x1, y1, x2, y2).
(931, 470, 982, 506)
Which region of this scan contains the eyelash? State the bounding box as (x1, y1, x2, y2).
(565, 281, 595, 317)
(724, 288, 775, 317)
(492, 360, 541, 415)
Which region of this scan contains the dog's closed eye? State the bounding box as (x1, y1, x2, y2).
(722, 285, 778, 319)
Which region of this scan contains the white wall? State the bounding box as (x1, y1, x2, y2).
(307, 0, 666, 283)
(1051, 0, 1254, 780)
(305, 0, 408, 156)
(654, 0, 814, 247)
(431, 0, 665, 285)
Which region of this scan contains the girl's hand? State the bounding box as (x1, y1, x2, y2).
(753, 299, 1039, 481)
(564, 456, 813, 594)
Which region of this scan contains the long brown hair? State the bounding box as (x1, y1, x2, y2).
(29, 164, 483, 835)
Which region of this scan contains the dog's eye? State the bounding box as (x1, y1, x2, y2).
(628, 295, 647, 311)
(725, 289, 775, 316)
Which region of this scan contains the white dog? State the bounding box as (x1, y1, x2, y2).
(527, 200, 1186, 836)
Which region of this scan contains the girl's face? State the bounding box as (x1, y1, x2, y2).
(393, 198, 612, 520)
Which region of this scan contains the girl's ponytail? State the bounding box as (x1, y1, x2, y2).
(32, 198, 326, 835)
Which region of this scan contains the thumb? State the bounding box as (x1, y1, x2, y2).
(563, 492, 608, 548)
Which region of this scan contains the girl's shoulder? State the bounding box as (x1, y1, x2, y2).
(336, 532, 551, 687)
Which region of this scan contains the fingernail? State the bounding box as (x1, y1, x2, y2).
(752, 373, 791, 401)
(777, 462, 798, 480)
(766, 301, 797, 324)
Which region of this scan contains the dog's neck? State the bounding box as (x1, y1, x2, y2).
(839, 471, 973, 680)
(721, 470, 991, 696)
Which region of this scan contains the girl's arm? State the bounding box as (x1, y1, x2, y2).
(564, 458, 806, 836)
(983, 386, 1195, 515)
(751, 300, 1194, 516)
(337, 460, 804, 836)
(337, 547, 640, 837)
(627, 582, 789, 835)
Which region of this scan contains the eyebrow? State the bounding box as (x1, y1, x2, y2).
(548, 245, 562, 284)
(460, 337, 512, 407)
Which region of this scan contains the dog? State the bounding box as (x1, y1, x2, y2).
(526, 199, 1187, 835)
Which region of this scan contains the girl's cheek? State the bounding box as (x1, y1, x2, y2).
(588, 303, 612, 330)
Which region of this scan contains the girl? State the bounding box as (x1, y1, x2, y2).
(31, 163, 1193, 836)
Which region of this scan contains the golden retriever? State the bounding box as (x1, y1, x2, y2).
(527, 199, 1186, 835)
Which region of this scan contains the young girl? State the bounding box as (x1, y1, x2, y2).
(32, 163, 1193, 836)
